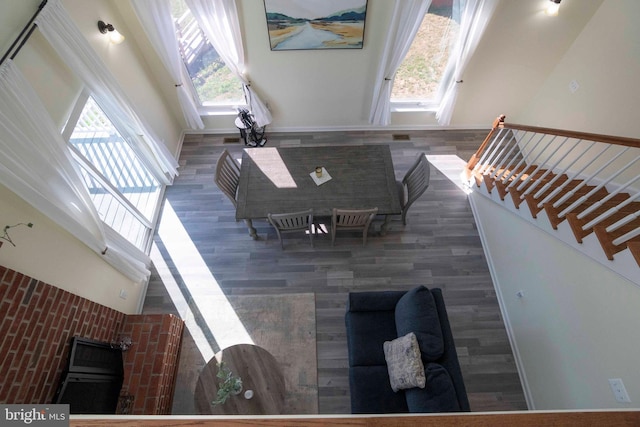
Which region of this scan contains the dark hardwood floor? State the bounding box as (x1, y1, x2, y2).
(142, 129, 528, 414)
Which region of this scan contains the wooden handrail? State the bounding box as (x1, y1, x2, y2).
(466, 114, 640, 268)
(504, 122, 640, 148)
(465, 114, 505, 172)
(466, 115, 640, 174)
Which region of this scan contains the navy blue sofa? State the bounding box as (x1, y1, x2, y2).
(345, 286, 470, 413)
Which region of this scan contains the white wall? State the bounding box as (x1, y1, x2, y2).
(63, 0, 184, 156)
(0, 0, 184, 313)
(452, 0, 604, 127)
(195, 0, 605, 131)
(516, 0, 640, 139)
(465, 0, 640, 410)
(471, 193, 639, 409)
(0, 183, 141, 313)
(202, 0, 405, 130)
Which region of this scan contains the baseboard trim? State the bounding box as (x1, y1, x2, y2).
(182, 124, 491, 135)
(468, 192, 536, 410)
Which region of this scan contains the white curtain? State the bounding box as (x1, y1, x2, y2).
(369, 0, 432, 126)
(131, 0, 204, 130)
(186, 0, 272, 127)
(0, 60, 151, 284)
(436, 0, 498, 125)
(35, 0, 179, 184)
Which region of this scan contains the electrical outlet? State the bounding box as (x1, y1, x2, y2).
(569, 79, 579, 93)
(119, 289, 128, 300)
(609, 378, 631, 403)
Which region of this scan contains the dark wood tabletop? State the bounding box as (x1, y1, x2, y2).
(194, 344, 285, 415)
(236, 145, 401, 238)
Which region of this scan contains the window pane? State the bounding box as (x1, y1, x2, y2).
(69, 97, 160, 251)
(76, 164, 151, 250)
(171, 0, 244, 105)
(391, 0, 461, 101)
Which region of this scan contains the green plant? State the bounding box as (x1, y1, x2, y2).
(212, 361, 243, 406)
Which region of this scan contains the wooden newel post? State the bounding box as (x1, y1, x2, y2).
(466, 114, 506, 172)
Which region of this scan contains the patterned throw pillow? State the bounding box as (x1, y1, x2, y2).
(383, 332, 426, 392)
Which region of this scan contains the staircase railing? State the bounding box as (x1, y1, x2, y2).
(465, 115, 640, 267)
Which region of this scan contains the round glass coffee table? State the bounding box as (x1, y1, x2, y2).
(194, 344, 285, 415)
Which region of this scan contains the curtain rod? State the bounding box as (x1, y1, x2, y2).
(0, 0, 48, 67)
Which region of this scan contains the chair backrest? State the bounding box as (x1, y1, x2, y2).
(268, 209, 314, 249)
(214, 149, 241, 207)
(268, 209, 313, 231)
(402, 153, 431, 207)
(331, 207, 378, 246)
(332, 208, 378, 228)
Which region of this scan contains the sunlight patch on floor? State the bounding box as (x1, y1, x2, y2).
(426, 154, 473, 194)
(152, 200, 253, 359)
(246, 147, 297, 188)
(150, 243, 215, 361)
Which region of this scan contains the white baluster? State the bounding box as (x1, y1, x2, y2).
(502, 133, 546, 186)
(491, 132, 522, 180)
(537, 142, 604, 208)
(473, 127, 506, 175)
(518, 137, 572, 195)
(477, 128, 509, 176)
(510, 135, 558, 190)
(582, 187, 640, 230)
(556, 147, 633, 217)
(488, 133, 518, 179)
(607, 211, 640, 233)
(531, 138, 583, 199)
(612, 227, 640, 247)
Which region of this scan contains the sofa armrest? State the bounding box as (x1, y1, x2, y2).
(431, 288, 470, 412)
(347, 290, 405, 312)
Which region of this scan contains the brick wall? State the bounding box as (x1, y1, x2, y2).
(0, 266, 125, 404)
(119, 314, 184, 414)
(0, 266, 183, 414)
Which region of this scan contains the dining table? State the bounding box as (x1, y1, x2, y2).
(235, 144, 402, 239)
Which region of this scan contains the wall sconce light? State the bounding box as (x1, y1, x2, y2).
(98, 20, 125, 44)
(0, 222, 33, 248)
(545, 0, 561, 16)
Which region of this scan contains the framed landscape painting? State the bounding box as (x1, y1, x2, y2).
(264, 0, 368, 50)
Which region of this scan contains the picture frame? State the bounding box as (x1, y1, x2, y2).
(264, 0, 368, 51)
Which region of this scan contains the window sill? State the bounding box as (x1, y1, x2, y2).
(390, 102, 438, 113)
(198, 104, 247, 116)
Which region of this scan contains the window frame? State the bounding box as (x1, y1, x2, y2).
(390, 1, 462, 113)
(171, 1, 246, 115)
(62, 91, 166, 253)
(176, 44, 247, 116)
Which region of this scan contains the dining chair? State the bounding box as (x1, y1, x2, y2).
(397, 152, 431, 225)
(331, 207, 378, 246)
(214, 149, 241, 208)
(268, 209, 314, 249)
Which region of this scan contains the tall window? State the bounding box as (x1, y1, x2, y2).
(170, 0, 244, 106)
(392, 0, 462, 108)
(64, 95, 162, 252)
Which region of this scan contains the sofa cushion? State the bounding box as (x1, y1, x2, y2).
(349, 365, 409, 413)
(395, 286, 444, 362)
(383, 332, 426, 392)
(346, 310, 398, 366)
(405, 363, 461, 413)
(347, 290, 405, 312)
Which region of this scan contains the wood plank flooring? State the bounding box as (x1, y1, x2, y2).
(142, 129, 528, 414)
